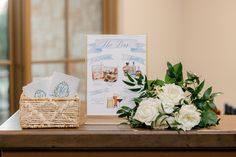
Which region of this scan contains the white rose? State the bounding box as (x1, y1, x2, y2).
(153, 115, 175, 129)
(176, 104, 201, 131)
(133, 98, 161, 126)
(159, 83, 185, 105)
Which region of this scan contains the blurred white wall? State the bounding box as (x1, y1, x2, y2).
(117, 0, 184, 79)
(117, 0, 236, 111)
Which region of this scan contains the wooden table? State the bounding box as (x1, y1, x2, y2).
(1, 112, 236, 157)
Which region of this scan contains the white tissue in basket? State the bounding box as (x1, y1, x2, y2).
(49, 72, 80, 97)
(23, 72, 80, 98)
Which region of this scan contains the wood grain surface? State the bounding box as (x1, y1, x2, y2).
(0, 111, 236, 150)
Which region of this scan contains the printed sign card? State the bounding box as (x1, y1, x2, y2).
(87, 35, 146, 115)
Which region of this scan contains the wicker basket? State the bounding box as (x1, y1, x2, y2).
(19, 95, 80, 128)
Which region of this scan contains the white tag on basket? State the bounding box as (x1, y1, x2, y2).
(23, 80, 49, 98)
(49, 72, 80, 97)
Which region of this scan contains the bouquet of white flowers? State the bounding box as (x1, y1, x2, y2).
(117, 62, 221, 131)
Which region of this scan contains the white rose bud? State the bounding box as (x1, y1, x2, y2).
(176, 104, 201, 131)
(154, 86, 162, 95)
(158, 102, 175, 114)
(183, 91, 192, 104)
(153, 115, 175, 129)
(133, 98, 161, 126)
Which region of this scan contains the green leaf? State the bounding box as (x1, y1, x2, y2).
(186, 72, 200, 84)
(144, 75, 148, 83)
(185, 79, 193, 84)
(148, 80, 154, 87)
(165, 62, 183, 85)
(123, 80, 136, 86)
(130, 119, 144, 128)
(138, 92, 147, 98)
(173, 63, 183, 82)
(208, 102, 217, 111)
(210, 92, 223, 99)
(133, 97, 142, 104)
(121, 106, 132, 111)
(166, 62, 175, 78)
(165, 75, 175, 84)
(187, 87, 195, 94)
(154, 79, 165, 86)
(142, 83, 148, 91)
(127, 73, 135, 82)
(117, 106, 132, 119)
(167, 62, 173, 70)
(193, 99, 207, 110)
(118, 113, 128, 118)
(203, 87, 212, 99)
(119, 122, 129, 125)
(193, 81, 205, 97)
(187, 72, 192, 79)
(142, 75, 148, 91)
(138, 74, 144, 80)
(129, 88, 142, 92)
(199, 110, 219, 128)
(196, 77, 200, 85)
(134, 76, 144, 85)
(187, 71, 196, 80)
(116, 109, 125, 114)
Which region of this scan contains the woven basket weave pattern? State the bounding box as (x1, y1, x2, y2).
(19, 95, 80, 128)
